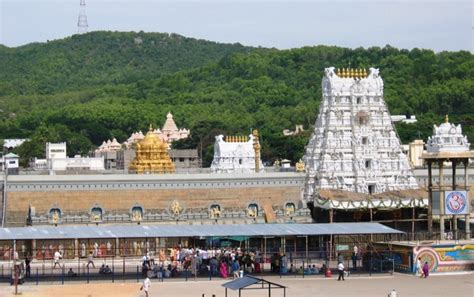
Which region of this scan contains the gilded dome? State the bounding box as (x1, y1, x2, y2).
(129, 124, 175, 174)
(138, 125, 163, 149)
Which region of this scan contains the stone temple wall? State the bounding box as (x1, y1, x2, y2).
(4, 172, 309, 227)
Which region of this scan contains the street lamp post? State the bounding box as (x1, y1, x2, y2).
(2, 160, 7, 227)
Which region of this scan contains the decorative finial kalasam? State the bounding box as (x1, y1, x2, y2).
(445, 114, 449, 123)
(149, 123, 153, 131)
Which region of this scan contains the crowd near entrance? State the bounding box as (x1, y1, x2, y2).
(0, 223, 402, 284)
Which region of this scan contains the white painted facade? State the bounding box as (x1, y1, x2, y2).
(49, 156, 105, 171)
(303, 67, 418, 200)
(210, 134, 264, 173)
(46, 142, 67, 159)
(35, 142, 104, 171)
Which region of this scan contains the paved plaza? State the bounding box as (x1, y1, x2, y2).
(0, 273, 472, 297)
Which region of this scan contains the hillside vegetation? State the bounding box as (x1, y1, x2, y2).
(0, 32, 472, 166)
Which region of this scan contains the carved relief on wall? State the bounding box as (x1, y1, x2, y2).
(209, 204, 221, 219)
(131, 206, 143, 222)
(90, 206, 103, 223)
(285, 203, 296, 217)
(247, 203, 258, 218)
(169, 200, 184, 218)
(49, 208, 61, 224)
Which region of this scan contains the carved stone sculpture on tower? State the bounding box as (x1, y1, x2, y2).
(303, 67, 418, 201)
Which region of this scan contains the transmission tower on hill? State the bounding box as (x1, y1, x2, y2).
(77, 0, 89, 34)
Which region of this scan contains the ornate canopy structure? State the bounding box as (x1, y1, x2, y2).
(129, 125, 175, 174)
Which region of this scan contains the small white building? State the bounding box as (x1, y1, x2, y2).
(210, 134, 264, 173)
(1, 153, 19, 174)
(46, 142, 67, 159)
(35, 142, 104, 171)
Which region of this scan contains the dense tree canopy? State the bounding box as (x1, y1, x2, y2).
(0, 32, 472, 166)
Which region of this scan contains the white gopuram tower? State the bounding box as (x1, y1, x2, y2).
(303, 67, 418, 202)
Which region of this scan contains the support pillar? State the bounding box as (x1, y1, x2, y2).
(32, 240, 36, 259)
(74, 239, 79, 259)
(439, 161, 445, 240)
(329, 210, 333, 260)
(115, 238, 120, 257)
(464, 160, 471, 240)
(427, 161, 433, 233)
(452, 160, 458, 239)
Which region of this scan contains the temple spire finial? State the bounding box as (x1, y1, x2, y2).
(445, 114, 449, 123)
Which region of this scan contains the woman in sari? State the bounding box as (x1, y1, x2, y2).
(422, 262, 429, 278)
(220, 261, 228, 278)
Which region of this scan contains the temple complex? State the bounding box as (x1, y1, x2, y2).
(128, 125, 175, 174)
(124, 112, 189, 149)
(211, 130, 264, 173)
(95, 138, 122, 153)
(302, 67, 421, 225)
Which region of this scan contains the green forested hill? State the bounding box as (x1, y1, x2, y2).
(0, 32, 472, 166)
(0, 31, 252, 95)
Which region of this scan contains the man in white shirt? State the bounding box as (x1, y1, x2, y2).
(140, 277, 151, 297)
(337, 262, 345, 281)
(53, 251, 62, 269)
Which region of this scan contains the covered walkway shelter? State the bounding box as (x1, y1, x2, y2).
(222, 275, 286, 297)
(0, 223, 403, 262)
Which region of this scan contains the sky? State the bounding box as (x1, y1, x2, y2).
(0, 0, 472, 52)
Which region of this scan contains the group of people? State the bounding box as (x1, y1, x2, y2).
(415, 257, 430, 278)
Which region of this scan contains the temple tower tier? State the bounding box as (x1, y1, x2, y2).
(302, 67, 418, 202)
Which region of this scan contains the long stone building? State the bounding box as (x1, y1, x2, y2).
(1, 172, 310, 227)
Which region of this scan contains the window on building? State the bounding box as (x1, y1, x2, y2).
(239, 159, 242, 165)
(179, 158, 185, 162)
(356, 97, 362, 104)
(362, 137, 368, 145)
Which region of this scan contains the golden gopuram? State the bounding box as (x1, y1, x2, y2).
(129, 125, 175, 174)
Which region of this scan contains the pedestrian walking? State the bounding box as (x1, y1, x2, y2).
(140, 276, 151, 297)
(53, 250, 62, 269)
(337, 262, 345, 281)
(415, 257, 422, 277)
(422, 262, 429, 278)
(86, 251, 95, 268)
(232, 259, 240, 279)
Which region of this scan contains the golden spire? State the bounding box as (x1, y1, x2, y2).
(350, 68, 355, 78)
(357, 68, 361, 78)
(363, 68, 367, 77)
(149, 124, 153, 131)
(445, 114, 449, 123)
(342, 68, 347, 78)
